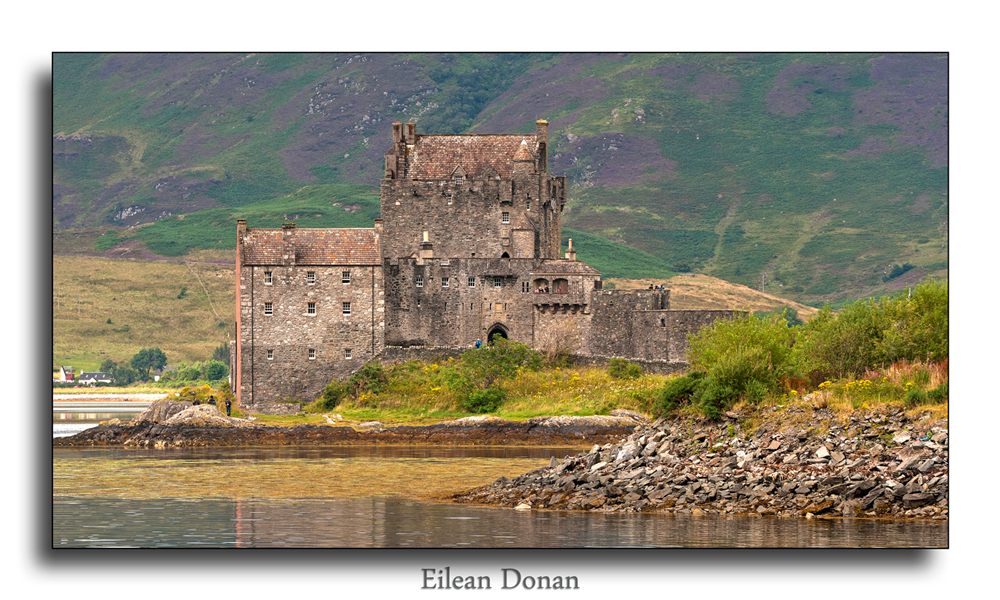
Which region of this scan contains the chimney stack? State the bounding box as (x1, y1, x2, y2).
(565, 238, 576, 261)
(418, 231, 434, 263)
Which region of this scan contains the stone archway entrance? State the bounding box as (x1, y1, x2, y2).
(486, 324, 509, 344)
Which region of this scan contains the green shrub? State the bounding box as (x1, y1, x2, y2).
(688, 313, 795, 400)
(794, 279, 947, 380)
(348, 360, 389, 395)
(463, 388, 505, 413)
(321, 381, 351, 410)
(608, 358, 643, 380)
(928, 382, 948, 404)
(458, 337, 541, 390)
(204, 360, 228, 381)
(697, 380, 738, 420)
(652, 371, 706, 417)
(904, 387, 929, 408)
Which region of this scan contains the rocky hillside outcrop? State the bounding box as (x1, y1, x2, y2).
(452, 405, 948, 520)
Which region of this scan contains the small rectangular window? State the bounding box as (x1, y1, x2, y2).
(526, 202, 530, 211)
(502, 211, 510, 224)
(264, 271, 273, 285)
(308, 348, 316, 360)
(494, 277, 502, 288)
(345, 349, 352, 360)
(416, 275, 423, 287)
(264, 302, 273, 315)
(307, 302, 316, 315)
(266, 349, 274, 360)
(306, 271, 315, 284)
(442, 277, 449, 287)
(342, 271, 351, 284)
(343, 302, 351, 316)
(468, 277, 476, 288)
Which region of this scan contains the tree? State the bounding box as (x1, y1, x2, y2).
(204, 360, 228, 381)
(211, 342, 230, 363)
(130, 348, 167, 381)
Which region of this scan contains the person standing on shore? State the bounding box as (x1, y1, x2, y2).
(225, 398, 232, 416)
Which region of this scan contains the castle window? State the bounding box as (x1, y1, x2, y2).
(264, 302, 273, 315)
(266, 349, 274, 360)
(264, 271, 273, 285)
(307, 302, 316, 315)
(342, 271, 351, 284)
(502, 211, 510, 224)
(306, 271, 315, 284)
(493, 277, 502, 288)
(526, 202, 530, 211)
(416, 275, 423, 287)
(308, 348, 316, 360)
(442, 277, 449, 287)
(343, 302, 351, 316)
(454, 175, 464, 183)
(345, 349, 352, 360)
(468, 277, 476, 288)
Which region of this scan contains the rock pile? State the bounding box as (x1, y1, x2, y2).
(453, 406, 948, 520)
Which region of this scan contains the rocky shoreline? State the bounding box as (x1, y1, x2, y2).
(52, 401, 639, 448)
(451, 405, 948, 521)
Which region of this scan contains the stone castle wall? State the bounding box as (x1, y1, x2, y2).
(238, 262, 384, 406)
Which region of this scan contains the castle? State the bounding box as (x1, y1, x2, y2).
(235, 120, 737, 410)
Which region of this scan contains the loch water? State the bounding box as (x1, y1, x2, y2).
(53, 446, 947, 548)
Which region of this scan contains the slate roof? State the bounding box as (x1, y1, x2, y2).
(242, 228, 380, 266)
(533, 260, 601, 276)
(79, 372, 111, 381)
(406, 135, 538, 180)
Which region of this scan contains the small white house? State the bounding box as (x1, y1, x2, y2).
(78, 372, 112, 385)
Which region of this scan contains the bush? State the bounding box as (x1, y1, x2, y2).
(688, 313, 795, 400)
(462, 388, 505, 413)
(652, 371, 706, 417)
(204, 360, 228, 381)
(928, 381, 948, 404)
(321, 381, 351, 410)
(348, 360, 389, 395)
(459, 337, 541, 390)
(904, 387, 929, 408)
(608, 358, 643, 380)
(697, 380, 738, 420)
(793, 279, 948, 378)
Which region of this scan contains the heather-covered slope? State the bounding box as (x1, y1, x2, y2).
(53, 52, 947, 305)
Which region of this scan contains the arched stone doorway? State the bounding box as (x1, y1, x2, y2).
(486, 324, 509, 344)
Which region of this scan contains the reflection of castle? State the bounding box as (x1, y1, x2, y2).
(235, 120, 736, 409)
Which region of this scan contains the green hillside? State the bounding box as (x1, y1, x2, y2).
(53, 52, 947, 305)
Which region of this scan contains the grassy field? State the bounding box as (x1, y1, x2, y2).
(52, 256, 235, 372)
(608, 273, 819, 318)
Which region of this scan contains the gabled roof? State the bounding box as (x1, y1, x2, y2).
(79, 372, 111, 380)
(406, 135, 538, 180)
(242, 228, 380, 266)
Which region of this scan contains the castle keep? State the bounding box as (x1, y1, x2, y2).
(235, 120, 737, 409)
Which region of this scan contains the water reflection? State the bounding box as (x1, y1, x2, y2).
(52, 446, 947, 549)
(53, 496, 947, 548)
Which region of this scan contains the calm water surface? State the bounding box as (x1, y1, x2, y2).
(53, 447, 947, 548)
